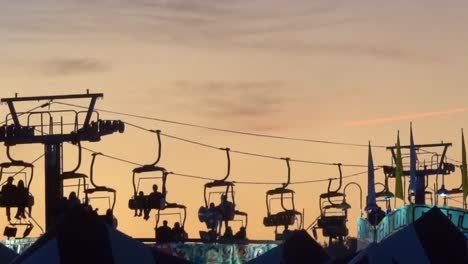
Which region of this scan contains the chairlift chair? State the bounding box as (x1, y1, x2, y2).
(0, 146, 35, 210)
(154, 172, 188, 232)
(198, 148, 246, 241)
(128, 130, 167, 213)
(84, 153, 116, 218)
(315, 164, 349, 242)
(61, 142, 89, 201)
(263, 158, 303, 240)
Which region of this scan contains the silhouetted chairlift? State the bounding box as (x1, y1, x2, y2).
(0, 146, 35, 210)
(61, 142, 89, 202)
(263, 158, 303, 240)
(198, 148, 247, 240)
(154, 171, 188, 242)
(315, 164, 349, 243)
(84, 153, 116, 220)
(128, 130, 167, 213)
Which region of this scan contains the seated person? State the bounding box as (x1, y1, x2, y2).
(134, 191, 145, 217)
(222, 226, 234, 241)
(1, 177, 17, 222)
(144, 184, 164, 220)
(199, 229, 218, 243)
(217, 194, 234, 221)
(15, 180, 28, 220)
(105, 209, 118, 228)
(68, 191, 81, 207)
(156, 220, 172, 244)
(367, 207, 386, 226)
(171, 222, 188, 243)
(234, 227, 247, 241)
(205, 202, 222, 231)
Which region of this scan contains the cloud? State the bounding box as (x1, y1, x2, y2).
(346, 107, 468, 126)
(174, 81, 287, 120)
(41, 58, 109, 75)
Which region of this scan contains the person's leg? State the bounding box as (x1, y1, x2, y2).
(6, 207, 11, 222)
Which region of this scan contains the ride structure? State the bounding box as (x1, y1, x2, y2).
(127, 130, 187, 241)
(312, 164, 349, 244)
(84, 152, 117, 222)
(198, 148, 248, 242)
(0, 92, 124, 230)
(263, 158, 303, 240)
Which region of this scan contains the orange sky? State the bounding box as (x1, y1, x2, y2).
(1, 0, 468, 241)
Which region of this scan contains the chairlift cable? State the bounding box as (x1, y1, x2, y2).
(125, 122, 371, 168)
(54, 101, 387, 148)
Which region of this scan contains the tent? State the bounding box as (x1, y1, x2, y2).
(0, 242, 18, 263)
(350, 206, 468, 263)
(11, 205, 189, 264)
(347, 243, 392, 264)
(248, 230, 330, 264)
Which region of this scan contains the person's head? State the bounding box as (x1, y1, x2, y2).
(152, 184, 158, 192)
(6, 177, 13, 185)
(106, 209, 113, 217)
(69, 191, 77, 200)
(17, 180, 25, 188)
(139, 191, 144, 196)
(226, 226, 232, 233)
(163, 220, 168, 226)
(209, 202, 215, 209)
(174, 222, 180, 228)
(221, 194, 227, 202)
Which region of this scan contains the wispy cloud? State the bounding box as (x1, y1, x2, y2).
(346, 107, 468, 126)
(41, 58, 109, 75)
(173, 81, 292, 131)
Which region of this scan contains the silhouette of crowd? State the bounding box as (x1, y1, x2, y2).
(53, 191, 118, 228)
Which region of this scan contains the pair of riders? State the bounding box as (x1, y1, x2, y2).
(1, 177, 29, 221)
(134, 184, 164, 220)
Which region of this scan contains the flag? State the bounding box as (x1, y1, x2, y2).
(462, 129, 468, 200)
(409, 123, 417, 195)
(395, 131, 404, 200)
(365, 142, 378, 211)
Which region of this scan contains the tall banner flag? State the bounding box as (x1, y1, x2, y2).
(409, 123, 418, 196)
(462, 129, 468, 201)
(395, 131, 404, 200)
(365, 142, 377, 211)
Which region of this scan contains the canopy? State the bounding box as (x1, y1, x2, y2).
(11, 205, 188, 264)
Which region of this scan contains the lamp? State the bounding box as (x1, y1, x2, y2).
(338, 198, 352, 210)
(377, 189, 395, 201)
(436, 184, 449, 197)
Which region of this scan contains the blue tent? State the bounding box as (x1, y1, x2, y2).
(0, 242, 18, 263)
(11, 205, 189, 264)
(351, 207, 468, 263)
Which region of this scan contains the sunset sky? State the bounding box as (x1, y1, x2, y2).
(1, 0, 468, 241)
